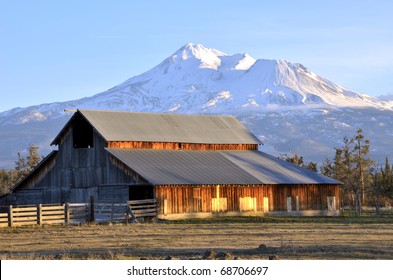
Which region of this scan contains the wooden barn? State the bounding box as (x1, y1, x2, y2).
(1, 109, 341, 218)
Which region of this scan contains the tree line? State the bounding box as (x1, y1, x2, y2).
(283, 129, 393, 215)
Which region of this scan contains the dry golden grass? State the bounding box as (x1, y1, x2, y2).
(1, 216, 393, 260)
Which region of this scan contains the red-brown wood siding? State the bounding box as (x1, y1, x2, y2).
(155, 184, 341, 214)
(107, 141, 258, 151)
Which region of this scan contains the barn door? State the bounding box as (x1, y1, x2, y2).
(263, 197, 269, 212)
(287, 197, 292, 212)
(295, 196, 300, 211)
(239, 197, 256, 212)
(129, 185, 154, 200)
(327, 196, 336, 211)
(193, 188, 202, 212)
(211, 185, 227, 212)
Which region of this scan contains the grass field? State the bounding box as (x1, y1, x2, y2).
(1, 214, 393, 260)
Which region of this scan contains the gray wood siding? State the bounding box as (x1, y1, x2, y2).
(5, 127, 145, 205)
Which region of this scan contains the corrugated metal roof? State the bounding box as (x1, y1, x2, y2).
(106, 148, 340, 185)
(76, 109, 261, 144)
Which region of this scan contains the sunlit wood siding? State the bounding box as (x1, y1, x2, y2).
(155, 184, 341, 214)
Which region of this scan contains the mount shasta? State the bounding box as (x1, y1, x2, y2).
(1, 43, 392, 168)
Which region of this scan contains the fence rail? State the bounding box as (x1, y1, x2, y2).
(67, 203, 89, 224)
(40, 205, 65, 225)
(128, 199, 157, 220)
(94, 203, 127, 222)
(10, 206, 38, 226)
(0, 212, 9, 227)
(0, 199, 157, 227)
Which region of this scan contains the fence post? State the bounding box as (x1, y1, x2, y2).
(90, 196, 95, 223)
(125, 204, 129, 224)
(111, 203, 114, 221)
(38, 204, 42, 226)
(65, 203, 70, 225)
(8, 205, 13, 227)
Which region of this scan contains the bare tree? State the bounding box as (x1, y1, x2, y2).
(0, 144, 42, 196)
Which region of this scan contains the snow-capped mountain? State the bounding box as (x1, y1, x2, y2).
(1, 43, 392, 168)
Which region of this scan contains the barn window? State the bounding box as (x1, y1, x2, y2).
(73, 117, 93, 149)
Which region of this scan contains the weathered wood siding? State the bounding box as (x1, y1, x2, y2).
(4, 127, 146, 205)
(155, 184, 341, 214)
(108, 141, 258, 151)
(155, 185, 273, 214)
(270, 184, 340, 211)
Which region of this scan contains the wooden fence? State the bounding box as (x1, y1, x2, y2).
(67, 203, 89, 224)
(0, 212, 9, 228)
(95, 203, 128, 222)
(128, 199, 157, 219)
(0, 199, 157, 227)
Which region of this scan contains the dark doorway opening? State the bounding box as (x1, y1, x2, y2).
(129, 185, 154, 200)
(73, 115, 93, 149)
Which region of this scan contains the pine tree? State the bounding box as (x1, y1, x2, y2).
(326, 129, 374, 215)
(353, 129, 372, 205)
(379, 157, 393, 204)
(0, 169, 12, 196)
(280, 153, 318, 172)
(26, 144, 41, 171)
(320, 158, 334, 178)
(332, 140, 354, 211)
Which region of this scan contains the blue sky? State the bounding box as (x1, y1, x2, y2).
(1, 0, 392, 112)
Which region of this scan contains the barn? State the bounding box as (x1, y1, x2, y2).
(1, 109, 341, 218)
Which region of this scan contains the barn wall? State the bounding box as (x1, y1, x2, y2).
(60, 130, 147, 203)
(155, 184, 341, 215)
(155, 185, 272, 214)
(108, 141, 258, 151)
(4, 127, 145, 205)
(270, 184, 340, 211)
(1, 152, 60, 206)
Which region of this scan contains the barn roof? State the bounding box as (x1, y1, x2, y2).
(106, 148, 340, 185)
(52, 109, 261, 145)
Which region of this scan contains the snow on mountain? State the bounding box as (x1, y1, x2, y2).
(0, 43, 393, 168)
(377, 94, 393, 109)
(378, 93, 393, 101)
(1, 42, 391, 124)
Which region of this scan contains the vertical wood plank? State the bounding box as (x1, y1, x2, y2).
(89, 196, 95, 222)
(111, 203, 114, 221)
(9, 205, 13, 227)
(38, 204, 42, 226)
(65, 203, 70, 224)
(163, 199, 168, 215)
(263, 197, 269, 212)
(287, 197, 292, 212)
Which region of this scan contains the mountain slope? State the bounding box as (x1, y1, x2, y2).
(1, 43, 392, 168)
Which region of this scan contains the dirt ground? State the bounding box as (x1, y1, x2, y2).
(1, 217, 393, 260)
